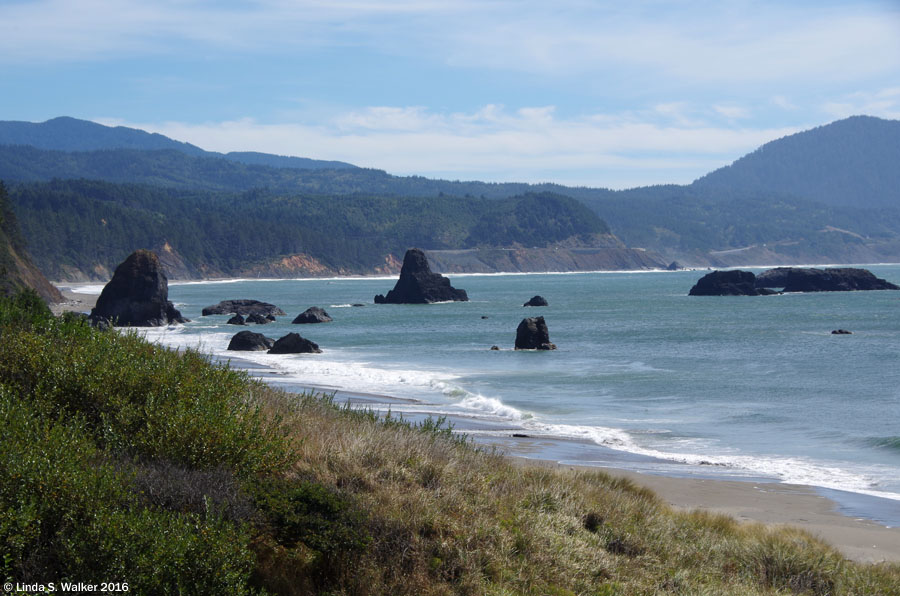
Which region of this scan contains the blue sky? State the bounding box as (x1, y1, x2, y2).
(2, 0, 899, 188)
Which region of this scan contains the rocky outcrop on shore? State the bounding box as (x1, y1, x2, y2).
(291, 306, 333, 324)
(268, 332, 322, 354)
(374, 248, 469, 304)
(688, 270, 777, 296)
(89, 249, 188, 326)
(202, 299, 286, 317)
(515, 316, 556, 350)
(755, 267, 899, 292)
(227, 330, 275, 351)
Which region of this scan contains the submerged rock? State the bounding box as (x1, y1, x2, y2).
(227, 330, 275, 351)
(688, 270, 776, 296)
(291, 306, 333, 324)
(523, 295, 549, 307)
(374, 248, 468, 304)
(756, 267, 899, 292)
(89, 249, 188, 327)
(201, 299, 286, 317)
(831, 329, 853, 335)
(515, 316, 557, 350)
(268, 333, 322, 354)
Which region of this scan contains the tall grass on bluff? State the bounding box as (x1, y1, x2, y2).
(1, 289, 899, 594)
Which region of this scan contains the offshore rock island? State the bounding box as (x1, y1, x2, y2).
(374, 248, 469, 304)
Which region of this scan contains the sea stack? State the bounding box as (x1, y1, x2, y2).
(374, 248, 469, 304)
(755, 267, 900, 292)
(688, 270, 777, 296)
(89, 249, 188, 326)
(201, 299, 286, 317)
(523, 295, 549, 307)
(292, 306, 333, 324)
(268, 333, 322, 354)
(515, 316, 557, 350)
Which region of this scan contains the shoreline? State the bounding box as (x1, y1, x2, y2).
(48, 282, 900, 563)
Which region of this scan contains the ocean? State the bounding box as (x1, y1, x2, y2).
(73, 265, 900, 524)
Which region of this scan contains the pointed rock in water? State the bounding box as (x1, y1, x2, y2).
(515, 316, 556, 350)
(89, 249, 188, 326)
(374, 248, 468, 304)
(201, 299, 286, 317)
(228, 330, 275, 351)
(523, 295, 549, 307)
(291, 306, 333, 324)
(268, 332, 322, 354)
(688, 270, 776, 296)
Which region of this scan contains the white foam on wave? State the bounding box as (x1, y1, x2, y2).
(134, 325, 900, 503)
(62, 284, 106, 295)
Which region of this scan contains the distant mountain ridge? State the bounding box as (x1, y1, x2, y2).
(0, 116, 357, 171)
(2, 114, 900, 273)
(693, 115, 900, 209)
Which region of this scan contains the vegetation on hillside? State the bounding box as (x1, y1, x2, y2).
(1, 290, 899, 594)
(583, 186, 900, 260)
(2, 115, 900, 270)
(9, 179, 610, 279)
(0, 182, 63, 300)
(694, 115, 900, 209)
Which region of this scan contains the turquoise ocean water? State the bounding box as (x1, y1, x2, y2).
(75, 266, 900, 522)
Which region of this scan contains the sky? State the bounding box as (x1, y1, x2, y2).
(1, 0, 899, 189)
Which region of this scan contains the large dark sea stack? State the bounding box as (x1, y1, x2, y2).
(227, 330, 275, 351)
(374, 248, 469, 304)
(202, 299, 286, 317)
(688, 270, 775, 296)
(515, 316, 557, 350)
(292, 306, 333, 324)
(90, 250, 187, 326)
(268, 333, 322, 354)
(755, 267, 899, 292)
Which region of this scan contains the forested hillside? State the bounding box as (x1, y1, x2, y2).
(0, 116, 356, 171)
(3, 115, 900, 273)
(9, 180, 612, 280)
(0, 182, 63, 301)
(693, 115, 900, 209)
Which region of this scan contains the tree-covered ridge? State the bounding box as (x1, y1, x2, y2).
(580, 184, 900, 264)
(0, 182, 63, 300)
(0, 116, 357, 170)
(9, 179, 612, 279)
(693, 115, 900, 209)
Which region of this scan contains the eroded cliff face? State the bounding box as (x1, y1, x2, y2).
(425, 246, 667, 273)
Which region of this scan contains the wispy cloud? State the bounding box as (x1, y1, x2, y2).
(821, 88, 900, 120)
(100, 105, 800, 189)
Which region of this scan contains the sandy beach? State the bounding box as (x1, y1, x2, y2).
(49, 286, 99, 317)
(48, 282, 900, 564)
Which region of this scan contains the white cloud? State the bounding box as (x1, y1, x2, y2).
(2, 0, 898, 93)
(713, 105, 750, 120)
(821, 87, 900, 120)
(101, 105, 801, 189)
